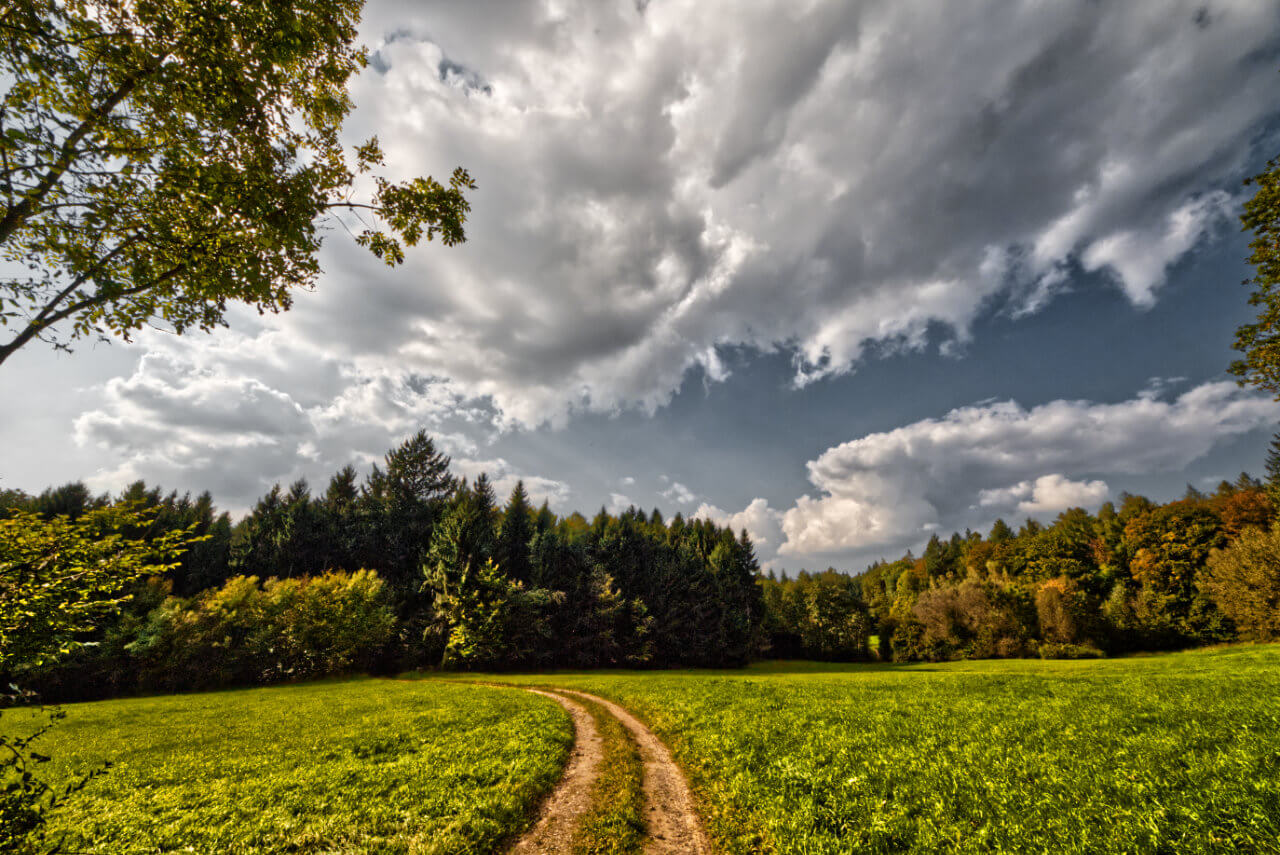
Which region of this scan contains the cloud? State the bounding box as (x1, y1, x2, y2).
(660, 481, 696, 505)
(166, 0, 1279, 432)
(72, 341, 566, 513)
(50, 0, 1280, 527)
(608, 492, 635, 514)
(778, 381, 1280, 559)
(978, 474, 1110, 515)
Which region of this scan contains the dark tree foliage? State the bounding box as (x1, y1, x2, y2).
(495, 481, 535, 584)
(13, 437, 1280, 700)
(1232, 147, 1280, 392)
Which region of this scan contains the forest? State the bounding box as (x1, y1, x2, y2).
(2, 431, 765, 700)
(6, 430, 1280, 705)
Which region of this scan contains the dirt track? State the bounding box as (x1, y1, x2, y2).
(510, 689, 602, 853)
(509, 687, 709, 854)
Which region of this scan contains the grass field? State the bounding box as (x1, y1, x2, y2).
(454, 644, 1280, 854)
(10, 645, 1280, 854)
(4, 678, 570, 854)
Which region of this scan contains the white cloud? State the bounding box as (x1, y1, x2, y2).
(978, 474, 1110, 514)
(660, 481, 696, 505)
(72, 342, 566, 513)
(35, 0, 1280, 527)
(779, 381, 1280, 558)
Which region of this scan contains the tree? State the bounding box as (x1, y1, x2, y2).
(1202, 525, 1280, 641)
(1266, 430, 1280, 506)
(361, 432, 457, 597)
(0, 0, 473, 367)
(1, 506, 190, 669)
(1231, 146, 1280, 393)
(495, 481, 534, 584)
(1, 503, 191, 852)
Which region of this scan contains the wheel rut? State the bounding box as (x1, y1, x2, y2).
(510, 686, 709, 855)
(511, 689, 603, 853)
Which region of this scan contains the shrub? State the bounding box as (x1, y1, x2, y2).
(1035, 577, 1096, 645)
(1037, 642, 1105, 659)
(912, 579, 1033, 659)
(132, 570, 395, 691)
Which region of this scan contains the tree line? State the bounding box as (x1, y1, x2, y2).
(7, 435, 1280, 700)
(2, 432, 766, 700)
(853, 469, 1280, 661)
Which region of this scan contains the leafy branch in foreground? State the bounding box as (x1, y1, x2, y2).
(1, 503, 194, 853)
(0, 0, 474, 368)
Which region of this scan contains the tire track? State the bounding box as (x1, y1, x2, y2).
(511, 689, 603, 853)
(558, 689, 710, 855)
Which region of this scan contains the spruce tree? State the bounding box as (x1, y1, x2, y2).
(1266, 430, 1280, 506)
(496, 481, 534, 583)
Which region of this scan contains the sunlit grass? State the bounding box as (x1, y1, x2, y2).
(453, 645, 1280, 854)
(6, 678, 571, 854)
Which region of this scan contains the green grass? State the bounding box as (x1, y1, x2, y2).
(4, 678, 571, 854)
(570, 694, 646, 855)
(15, 646, 1280, 854)
(447, 645, 1280, 854)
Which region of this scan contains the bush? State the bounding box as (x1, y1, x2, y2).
(132, 570, 395, 691)
(1037, 642, 1105, 659)
(1202, 525, 1280, 641)
(1035, 577, 1096, 646)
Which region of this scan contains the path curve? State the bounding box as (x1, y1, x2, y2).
(511, 689, 603, 853)
(559, 689, 710, 855)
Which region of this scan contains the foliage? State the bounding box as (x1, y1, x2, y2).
(0, 503, 191, 854)
(128, 570, 395, 691)
(911, 578, 1033, 660)
(429, 558, 558, 670)
(759, 570, 871, 660)
(0, 679, 570, 854)
(1202, 524, 1280, 641)
(849, 479, 1278, 662)
(0, 0, 472, 367)
(0, 505, 189, 671)
(1232, 149, 1280, 393)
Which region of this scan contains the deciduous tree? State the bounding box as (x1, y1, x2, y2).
(0, 0, 473, 367)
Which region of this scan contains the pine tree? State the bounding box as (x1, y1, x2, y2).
(1265, 430, 1280, 506)
(496, 481, 534, 583)
(363, 432, 458, 597)
(534, 500, 556, 535)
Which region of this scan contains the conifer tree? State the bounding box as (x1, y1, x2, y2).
(496, 481, 534, 583)
(1265, 430, 1280, 506)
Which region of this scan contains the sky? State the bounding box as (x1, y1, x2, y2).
(4, 0, 1280, 572)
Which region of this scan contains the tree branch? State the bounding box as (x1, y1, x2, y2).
(0, 57, 163, 244)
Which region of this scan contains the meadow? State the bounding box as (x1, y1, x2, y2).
(8, 645, 1280, 854)
(457, 644, 1280, 854)
(4, 679, 571, 854)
